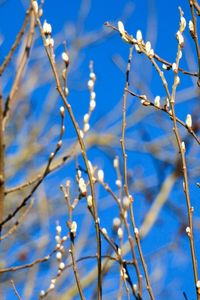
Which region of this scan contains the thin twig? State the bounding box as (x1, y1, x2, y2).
(120, 46, 143, 299)
(148, 13, 200, 299)
(0, 199, 34, 241)
(0, 235, 69, 274)
(193, 0, 200, 15)
(188, 0, 200, 86)
(170, 38, 200, 300)
(126, 88, 200, 145)
(121, 45, 155, 300)
(0, 78, 4, 223)
(69, 243, 86, 300)
(5, 154, 70, 195)
(0, 104, 65, 231)
(10, 280, 22, 300)
(62, 179, 86, 300)
(0, 7, 31, 76)
(3, 8, 35, 130)
(140, 172, 177, 237)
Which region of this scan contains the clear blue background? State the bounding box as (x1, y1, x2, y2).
(0, 0, 200, 299)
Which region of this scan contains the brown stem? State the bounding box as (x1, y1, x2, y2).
(188, 0, 200, 86)
(69, 244, 86, 300)
(0, 7, 31, 76)
(120, 46, 155, 300)
(149, 31, 200, 300)
(3, 8, 35, 130)
(0, 82, 5, 224)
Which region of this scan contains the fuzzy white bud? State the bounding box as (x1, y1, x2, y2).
(59, 262, 65, 270)
(180, 16, 186, 32)
(56, 251, 62, 261)
(78, 178, 87, 194)
(32, 1, 38, 13)
(120, 267, 128, 279)
(83, 123, 90, 133)
(113, 217, 121, 229)
(154, 96, 160, 107)
(90, 72, 96, 80)
(58, 140, 62, 147)
(186, 114, 192, 128)
(49, 283, 55, 290)
(117, 227, 123, 239)
(77, 170, 82, 178)
(162, 63, 168, 70)
(56, 225, 62, 234)
(172, 63, 177, 72)
(149, 48, 154, 58)
(62, 52, 69, 63)
(90, 100, 96, 111)
(45, 37, 54, 47)
(117, 21, 129, 42)
(39, 8, 43, 17)
(91, 91, 96, 100)
(176, 30, 184, 45)
(115, 179, 122, 188)
(55, 235, 61, 243)
(88, 79, 94, 89)
(43, 20, 52, 35)
(123, 196, 130, 210)
(64, 87, 69, 97)
(40, 290, 45, 297)
(118, 21, 125, 35)
(181, 141, 186, 152)
(97, 169, 104, 182)
(113, 156, 119, 168)
(87, 195, 93, 207)
(84, 113, 89, 123)
(60, 106, 65, 116)
(49, 38, 54, 47)
(186, 226, 191, 234)
(145, 41, 151, 54)
(196, 280, 200, 288)
(71, 221, 77, 234)
(135, 44, 141, 53)
(134, 227, 139, 235)
(136, 30, 142, 42)
(175, 76, 180, 85)
(80, 130, 84, 139)
(102, 228, 107, 235)
(178, 50, 182, 59)
(189, 20, 194, 32)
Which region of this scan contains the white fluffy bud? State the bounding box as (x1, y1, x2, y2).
(97, 169, 104, 182)
(32, 1, 38, 13)
(136, 30, 142, 42)
(43, 20, 52, 35)
(62, 52, 69, 63)
(145, 41, 151, 53)
(87, 195, 93, 207)
(118, 21, 125, 35)
(154, 96, 160, 107)
(117, 227, 123, 239)
(186, 114, 192, 128)
(180, 16, 186, 32)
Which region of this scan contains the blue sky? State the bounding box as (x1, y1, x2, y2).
(0, 0, 200, 299)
